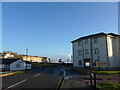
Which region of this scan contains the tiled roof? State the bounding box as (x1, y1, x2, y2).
(0, 58, 19, 64)
(24, 61, 31, 64)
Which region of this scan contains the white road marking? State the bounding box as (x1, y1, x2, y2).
(33, 73, 41, 77)
(4, 79, 27, 90)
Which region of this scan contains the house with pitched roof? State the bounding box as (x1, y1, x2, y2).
(0, 58, 31, 71)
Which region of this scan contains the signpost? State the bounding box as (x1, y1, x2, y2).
(96, 61, 108, 67)
(91, 61, 108, 67)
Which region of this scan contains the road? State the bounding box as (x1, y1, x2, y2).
(2, 67, 62, 89)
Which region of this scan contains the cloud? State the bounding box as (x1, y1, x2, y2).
(50, 54, 72, 63)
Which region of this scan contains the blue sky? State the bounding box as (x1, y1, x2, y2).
(2, 2, 118, 61)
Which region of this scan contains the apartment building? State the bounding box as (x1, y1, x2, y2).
(71, 32, 120, 68)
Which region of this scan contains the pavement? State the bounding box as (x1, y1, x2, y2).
(2, 67, 62, 89)
(61, 68, 91, 89)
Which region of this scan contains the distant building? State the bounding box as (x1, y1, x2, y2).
(22, 55, 50, 63)
(0, 51, 51, 63)
(0, 51, 17, 59)
(71, 32, 120, 68)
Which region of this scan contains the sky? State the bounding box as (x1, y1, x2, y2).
(2, 2, 118, 62)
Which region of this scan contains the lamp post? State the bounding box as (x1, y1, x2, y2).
(26, 48, 28, 61)
(85, 61, 92, 88)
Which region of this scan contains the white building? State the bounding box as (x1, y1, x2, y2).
(0, 58, 32, 71)
(71, 32, 120, 68)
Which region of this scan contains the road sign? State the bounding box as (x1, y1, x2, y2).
(96, 61, 108, 67)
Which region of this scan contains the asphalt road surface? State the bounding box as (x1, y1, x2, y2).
(2, 67, 62, 89)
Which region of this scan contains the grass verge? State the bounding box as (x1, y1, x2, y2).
(32, 63, 59, 68)
(15, 71, 25, 74)
(92, 71, 120, 75)
(97, 82, 120, 90)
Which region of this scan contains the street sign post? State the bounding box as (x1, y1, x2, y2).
(96, 61, 108, 67)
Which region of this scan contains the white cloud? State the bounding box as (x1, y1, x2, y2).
(50, 54, 72, 63)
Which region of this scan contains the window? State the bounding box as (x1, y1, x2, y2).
(78, 41, 82, 46)
(16, 64, 20, 68)
(94, 38, 98, 43)
(78, 50, 82, 56)
(85, 39, 88, 44)
(85, 49, 89, 55)
(94, 48, 99, 55)
(95, 59, 99, 62)
(79, 60, 82, 65)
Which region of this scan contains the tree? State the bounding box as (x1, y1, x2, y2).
(58, 59, 62, 63)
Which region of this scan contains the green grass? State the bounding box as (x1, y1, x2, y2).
(92, 71, 120, 75)
(15, 71, 25, 74)
(31, 63, 59, 68)
(70, 67, 120, 75)
(97, 82, 120, 90)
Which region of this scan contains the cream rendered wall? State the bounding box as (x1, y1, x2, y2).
(73, 42, 80, 67)
(10, 60, 26, 70)
(98, 37, 108, 62)
(107, 36, 117, 68)
(109, 36, 120, 68)
(78, 40, 84, 67)
(92, 36, 108, 63)
(83, 39, 91, 59)
(118, 37, 120, 67)
(26, 64, 31, 69)
(22, 56, 42, 62)
(73, 39, 92, 67)
(92, 38, 99, 61)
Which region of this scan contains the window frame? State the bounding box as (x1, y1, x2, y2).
(78, 41, 82, 46)
(79, 60, 82, 65)
(94, 38, 98, 43)
(85, 39, 89, 44)
(78, 50, 82, 56)
(94, 48, 99, 55)
(85, 49, 89, 55)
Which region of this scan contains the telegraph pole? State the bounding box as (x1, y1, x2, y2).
(26, 48, 28, 61)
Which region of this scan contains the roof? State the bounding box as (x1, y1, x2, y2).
(71, 32, 120, 43)
(24, 61, 31, 64)
(0, 58, 20, 64)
